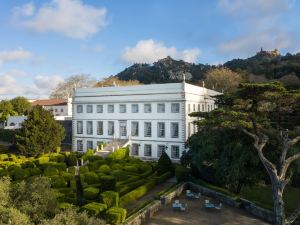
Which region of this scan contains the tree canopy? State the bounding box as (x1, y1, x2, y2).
(191, 82, 300, 225)
(10, 96, 31, 115)
(16, 106, 65, 156)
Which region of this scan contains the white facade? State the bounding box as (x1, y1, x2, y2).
(4, 116, 27, 129)
(72, 82, 220, 161)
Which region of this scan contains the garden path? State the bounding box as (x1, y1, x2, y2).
(125, 177, 177, 214)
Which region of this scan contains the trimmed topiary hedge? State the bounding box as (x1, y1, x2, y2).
(124, 165, 138, 173)
(107, 147, 129, 160)
(98, 164, 110, 174)
(43, 166, 59, 176)
(99, 175, 116, 191)
(51, 175, 67, 188)
(66, 154, 78, 166)
(79, 165, 89, 174)
(117, 179, 147, 196)
(82, 202, 107, 216)
(100, 191, 119, 208)
(175, 165, 190, 182)
(105, 207, 127, 225)
(83, 172, 98, 185)
(84, 187, 99, 200)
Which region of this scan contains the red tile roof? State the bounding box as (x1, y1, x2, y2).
(31, 99, 67, 106)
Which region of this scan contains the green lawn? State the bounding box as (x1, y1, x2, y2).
(240, 184, 300, 215)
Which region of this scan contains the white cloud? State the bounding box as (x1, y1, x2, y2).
(121, 39, 200, 64)
(0, 72, 63, 99)
(0, 48, 32, 64)
(12, 0, 108, 39)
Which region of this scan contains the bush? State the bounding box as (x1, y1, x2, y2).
(79, 165, 89, 174)
(86, 155, 102, 162)
(153, 172, 173, 184)
(175, 165, 190, 182)
(111, 170, 127, 181)
(111, 163, 123, 170)
(51, 175, 67, 188)
(38, 156, 49, 164)
(82, 202, 107, 216)
(84, 187, 99, 200)
(100, 191, 119, 208)
(99, 164, 110, 174)
(107, 147, 129, 160)
(83, 172, 98, 185)
(0, 154, 8, 161)
(44, 166, 59, 176)
(124, 165, 138, 173)
(29, 167, 41, 176)
(66, 154, 78, 166)
(99, 175, 116, 191)
(156, 152, 174, 176)
(117, 179, 147, 196)
(11, 167, 30, 180)
(50, 153, 65, 162)
(67, 166, 75, 174)
(40, 162, 67, 171)
(58, 202, 75, 210)
(120, 180, 156, 207)
(105, 207, 126, 225)
(22, 161, 36, 169)
(61, 172, 73, 182)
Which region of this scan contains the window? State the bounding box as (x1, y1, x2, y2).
(87, 105, 93, 113)
(171, 103, 180, 113)
(97, 105, 103, 113)
(157, 145, 166, 158)
(87, 121, 93, 135)
(157, 122, 165, 138)
(144, 144, 152, 157)
(144, 104, 151, 113)
(87, 141, 93, 150)
(97, 121, 103, 135)
(131, 104, 139, 113)
(108, 104, 114, 113)
(119, 121, 127, 137)
(119, 104, 126, 113)
(157, 104, 165, 113)
(131, 144, 139, 156)
(211, 104, 213, 111)
(108, 121, 114, 135)
(193, 104, 196, 112)
(198, 104, 200, 111)
(171, 145, 180, 159)
(144, 122, 152, 137)
(131, 122, 139, 136)
(77, 140, 83, 151)
(207, 105, 210, 112)
(202, 104, 205, 112)
(188, 122, 191, 137)
(188, 104, 191, 112)
(171, 122, 179, 138)
(61, 108, 63, 112)
(77, 121, 83, 134)
(77, 105, 83, 113)
(55, 108, 58, 112)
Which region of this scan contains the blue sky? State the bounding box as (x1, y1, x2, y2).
(0, 0, 299, 99)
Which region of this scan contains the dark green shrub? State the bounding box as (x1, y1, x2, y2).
(117, 179, 147, 196)
(99, 175, 116, 191)
(83, 172, 98, 185)
(82, 202, 107, 216)
(51, 175, 67, 188)
(88, 160, 105, 171)
(111, 163, 123, 170)
(11, 167, 30, 180)
(67, 166, 75, 174)
(175, 165, 190, 182)
(79, 165, 89, 174)
(107, 147, 129, 160)
(22, 161, 36, 169)
(84, 187, 99, 200)
(29, 167, 41, 176)
(111, 170, 127, 181)
(86, 155, 103, 162)
(156, 152, 174, 175)
(66, 154, 78, 166)
(7, 164, 21, 172)
(61, 172, 73, 182)
(0, 168, 8, 177)
(105, 207, 127, 225)
(39, 162, 67, 171)
(100, 191, 119, 208)
(120, 180, 155, 207)
(139, 163, 152, 173)
(99, 164, 110, 174)
(43, 166, 59, 176)
(152, 172, 173, 184)
(124, 165, 138, 173)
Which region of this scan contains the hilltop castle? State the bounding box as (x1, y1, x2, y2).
(256, 48, 280, 57)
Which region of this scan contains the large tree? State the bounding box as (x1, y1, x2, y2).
(10, 96, 32, 115)
(193, 82, 300, 225)
(16, 106, 65, 156)
(50, 74, 96, 99)
(203, 67, 245, 93)
(0, 100, 16, 122)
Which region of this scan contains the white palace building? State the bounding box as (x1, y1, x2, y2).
(72, 81, 220, 161)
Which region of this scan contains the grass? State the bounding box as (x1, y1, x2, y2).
(240, 184, 300, 215)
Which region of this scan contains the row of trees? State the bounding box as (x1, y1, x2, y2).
(0, 97, 31, 122)
(187, 82, 300, 225)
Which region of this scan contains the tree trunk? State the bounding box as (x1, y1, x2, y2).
(272, 180, 285, 225)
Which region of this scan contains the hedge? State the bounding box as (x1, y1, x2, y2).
(99, 175, 116, 191)
(82, 202, 107, 216)
(175, 165, 190, 182)
(39, 162, 66, 171)
(83, 172, 98, 185)
(111, 170, 128, 181)
(49, 153, 65, 163)
(29, 167, 41, 176)
(11, 167, 30, 180)
(117, 179, 147, 196)
(105, 207, 127, 225)
(100, 191, 119, 208)
(84, 187, 99, 200)
(98, 164, 110, 174)
(79, 165, 89, 174)
(66, 154, 78, 166)
(120, 180, 156, 207)
(43, 166, 59, 176)
(0, 154, 8, 161)
(107, 147, 129, 160)
(38, 156, 49, 164)
(152, 171, 173, 184)
(124, 165, 138, 173)
(51, 175, 67, 188)
(58, 202, 75, 210)
(111, 163, 123, 170)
